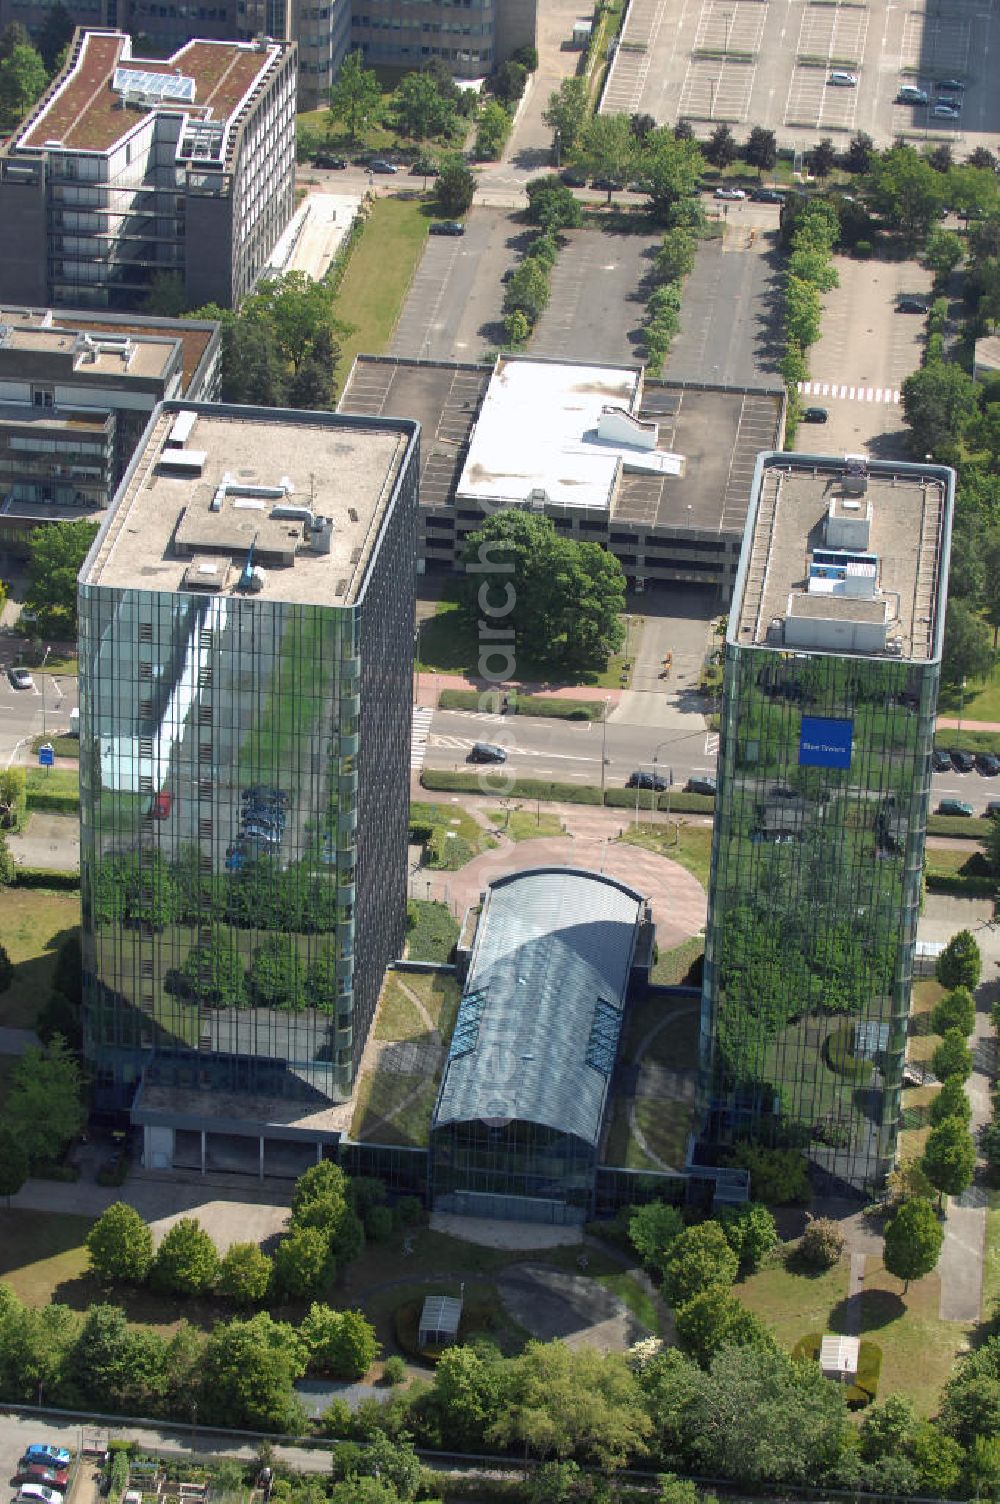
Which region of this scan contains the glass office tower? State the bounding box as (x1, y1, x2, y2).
(701, 452, 954, 1192)
(78, 403, 418, 1165)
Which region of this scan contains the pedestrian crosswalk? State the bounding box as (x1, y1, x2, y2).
(410, 706, 433, 772)
(797, 380, 901, 404)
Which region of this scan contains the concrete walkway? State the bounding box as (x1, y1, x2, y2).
(937, 716, 1000, 732)
(416, 670, 623, 706)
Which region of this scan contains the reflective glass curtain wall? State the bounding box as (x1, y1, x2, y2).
(700, 646, 938, 1192)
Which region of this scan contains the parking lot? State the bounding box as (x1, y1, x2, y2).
(531, 224, 662, 365)
(600, 0, 1000, 149)
(793, 252, 931, 456)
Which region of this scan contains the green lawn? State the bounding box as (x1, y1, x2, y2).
(488, 807, 565, 841)
(404, 899, 459, 963)
(595, 1270, 661, 1335)
(410, 800, 497, 868)
(0, 889, 80, 1030)
(393, 969, 461, 1042)
(332, 197, 431, 396)
(620, 822, 714, 891)
(938, 663, 1000, 724)
(417, 598, 636, 690)
(652, 935, 704, 986)
(375, 973, 428, 1040)
(30, 734, 79, 759)
(25, 767, 79, 799)
(350, 1070, 439, 1147)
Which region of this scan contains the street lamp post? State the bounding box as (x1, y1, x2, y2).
(601, 696, 611, 793)
(40, 643, 50, 739)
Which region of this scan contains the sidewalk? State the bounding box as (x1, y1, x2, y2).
(938, 717, 1000, 732)
(416, 670, 623, 705)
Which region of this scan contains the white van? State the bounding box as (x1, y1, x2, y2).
(828, 70, 858, 86)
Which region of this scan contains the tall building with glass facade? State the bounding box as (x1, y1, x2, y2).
(78, 401, 418, 1176)
(700, 452, 954, 1193)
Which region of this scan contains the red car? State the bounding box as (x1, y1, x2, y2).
(17, 1468, 68, 1490)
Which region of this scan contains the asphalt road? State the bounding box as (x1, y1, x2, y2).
(421, 705, 1000, 813)
(0, 672, 77, 766)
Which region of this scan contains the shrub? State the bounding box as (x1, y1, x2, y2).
(272, 1226, 336, 1301)
(663, 1221, 739, 1308)
(719, 1202, 778, 1271)
(937, 929, 982, 990)
(382, 1354, 407, 1386)
(724, 1143, 810, 1204)
(932, 1028, 973, 1083)
(218, 1242, 273, 1306)
(151, 1217, 219, 1296)
(932, 986, 976, 1038)
(931, 1075, 972, 1128)
(797, 1217, 845, 1270)
(86, 1201, 154, 1284)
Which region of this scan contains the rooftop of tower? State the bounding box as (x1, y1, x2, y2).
(82, 402, 417, 607)
(731, 452, 954, 663)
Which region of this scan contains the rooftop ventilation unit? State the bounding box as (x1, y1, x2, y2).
(271, 503, 315, 525)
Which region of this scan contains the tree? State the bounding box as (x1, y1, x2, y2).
(476, 100, 511, 160)
(493, 59, 528, 105)
(179, 927, 245, 1008)
(797, 1217, 845, 1269)
(291, 1160, 349, 1233)
(151, 1218, 220, 1296)
(0, 22, 30, 59)
(347, 1431, 422, 1499)
(328, 50, 382, 138)
(922, 1117, 976, 1207)
(394, 71, 456, 139)
(663, 1222, 739, 1308)
(744, 126, 777, 174)
(431, 1342, 511, 1449)
(218, 1242, 273, 1307)
(0, 765, 26, 829)
(301, 1303, 379, 1377)
(249, 933, 307, 1010)
(435, 152, 475, 216)
(272, 1225, 335, 1301)
(673, 1287, 775, 1365)
(639, 129, 703, 224)
(788, 245, 839, 292)
(926, 142, 953, 174)
(809, 137, 836, 178)
(36, 1, 74, 70)
(22, 519, 98, 638)
(489, 1341, 652, 1468)
(931, 1074, 972, 1128)
(0, 1124, 28, 1205)
(0, 42, 47, 130)
(3, 1035, 85, 1167)
(525, 175, 582, 230)
(199, 1313, 308, 1431)
(461, 511, 625, 673)
(65, 1303, 167, 1413)
(218, 317, 286, 405)
(942, 598, 993, 686)
(931, 1027, 974, 1082)
(718, 1202, 778, 1271)
(0, 830, 13, 891)
(969, 146, 999, 172)
(578, 112, 637, 200)
(244, 272, 338, 374)
(503, 257, 550, 325)
(86, 1202, 154, 1284)
(705, 123, 736, 169)
(937, 928, 983, 989)
(845, 131, 874, 174)
(924, 226, 964, 284)
(932, 985, 976, 1037)
(629, 1200, 684, 1274)
(883, 1196, 944, 1291)
(542, 77, 588, 157)
(287, 347, 336, 411)
(724, 1143, 810, 1203)
(901, 361, 978, 464)
(866, 144, 947, 244)
(655, 226, 696, 283)
(785, 276, 823, 349)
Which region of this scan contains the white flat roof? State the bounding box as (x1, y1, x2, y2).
(456, 357, 642, 513)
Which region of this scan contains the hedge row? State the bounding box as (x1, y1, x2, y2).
(935, 730, 1000, 755)
(28, 792, 79, 815)
(12, 867, 81, 889)
(924, 873, 997, 897)
(926, 815, 994, 839)
(437, 688, 601, 720)
(419, 769, 715, 813)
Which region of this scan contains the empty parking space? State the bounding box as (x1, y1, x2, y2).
(531, 227, 660, 365)
(600, 0, 1000, 146)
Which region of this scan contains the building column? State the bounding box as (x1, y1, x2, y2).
(259, 1135, 265, 1181)
(200, 1130, 206, 1175)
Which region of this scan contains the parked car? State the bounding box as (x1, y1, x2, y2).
(932, 101, 961, 117)
(8, 666, 34, 689)
(17, 1469, 68, 1490)
(430, 220, 465, 235)
(21, 1449, 72, 1471)
(468, 741, 507, 764)
(627, 770, 668, 791)
(686, 775, 718, 796)
(369, 159, 399, 174)
(828, 70, 858, 86)
(951, 749, 976, 772)
(936, 78, 966, 91)
(937, 799, 974, 817)
(751, 188, 784, 203)
(931, 747, 952, 772)
(802, 406, 829, 423)
(976, 752, 1000, 776)
(986, 801, 1000, 817)
(898, 297, 927, 313)
(714, 186, 746, 200)
(559, 167, 588, 187)
(17, 1487, 64, 1504)
(313, 153, 347, 169)
(897, 85, 928, 103)
(150, 791, 172, 819)
(591, 176, 624, 192)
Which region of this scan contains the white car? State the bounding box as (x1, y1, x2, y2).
(18, 1488, 65, 1504)
(714, 186, 747, 200)
(8, 667, 34, 690)
(828, 70, 858, 86)
(932, 101, 961, 118)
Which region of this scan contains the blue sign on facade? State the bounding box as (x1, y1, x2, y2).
(799, 716, 853, 769)
(38, 743, 55, 767)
